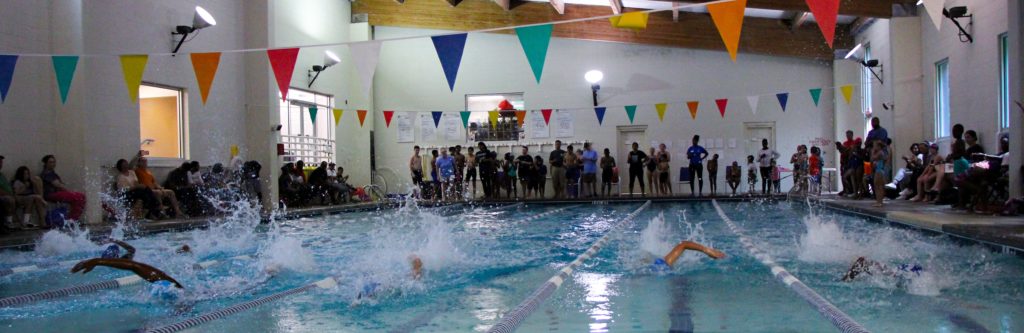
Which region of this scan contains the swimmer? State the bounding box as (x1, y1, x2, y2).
(71, 258, 183, 288)
(100, 239, 190, 259)
(357, 254, 423, 300)
(649, 241, 726, 272)
(841, 257, 923, 282)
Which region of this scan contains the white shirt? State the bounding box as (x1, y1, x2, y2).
(188, 171, 205, 186)
(758, 148, 779, 168)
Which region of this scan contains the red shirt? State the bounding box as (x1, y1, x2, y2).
(840, 139, 855, 167)
(809, 155, 821, 176)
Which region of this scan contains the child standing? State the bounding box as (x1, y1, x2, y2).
(746, 155, 758, 194)
(534, 155, 547, 199)
(707, 154, 719, 196)
(600, 148, 616, 197)
(808, 146, 823, 196)
(726, 161, 741, 196)
(870, 141, 889, 207)
(770, 159, 781, 194)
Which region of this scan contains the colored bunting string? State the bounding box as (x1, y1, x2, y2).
(0, 55, 17, 103)
(383, 110, 395, 128)
(119, 55, 148, 103)
(190, 52, 222, 105)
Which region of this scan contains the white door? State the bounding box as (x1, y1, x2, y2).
(744, 122, 775, 160)
(617, 126, 647, 195)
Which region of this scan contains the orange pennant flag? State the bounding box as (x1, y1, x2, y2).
(687, 101, 699, 119)
(357, 110, 368, 127)
(190, 52, 221, 105)
(707, 0, 747, 61)
(515, 110, 526, 126)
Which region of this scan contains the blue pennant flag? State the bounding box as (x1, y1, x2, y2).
(431, 34, 469, 92)
(432, 111, 443, 128)
(776, 93, 789, 112)
(595, 107, 607, 125)
(0, 55, 17, 103)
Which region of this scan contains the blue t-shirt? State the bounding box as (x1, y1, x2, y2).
(582, 150, 599, 174)
(687, 145, 708, 165)
(437, 156, 455, 178)
(867, 127, 888, 145)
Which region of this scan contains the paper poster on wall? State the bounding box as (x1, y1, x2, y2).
(442, 112, 463, 141)
(419, 112, 436, 141)
(529, 110, 550, 139)
(714, 138, 724, 149)
(396, 112, 414, 143)
(728, 138, 737, 148)
(554, 109, 574, 138)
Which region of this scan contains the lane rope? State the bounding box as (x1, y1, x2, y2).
(486, 201, 651, 333)
(711, 200, 870, 333)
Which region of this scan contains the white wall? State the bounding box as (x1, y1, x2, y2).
(372, 26, 836, 194)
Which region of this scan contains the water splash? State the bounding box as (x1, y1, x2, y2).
(34, 226, 100, 257)
(260, 235, 316, 274)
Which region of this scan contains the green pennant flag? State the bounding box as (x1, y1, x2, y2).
(51, 55, 79, 104)
(515, 24, 553, 83)
(809, 88, 822, 107)
(460, 111, 471, 128)
(308, 106, 318, 125)
(625, 105, 637, 124)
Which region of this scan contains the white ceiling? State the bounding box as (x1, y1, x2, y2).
(522, 0, 858, 24)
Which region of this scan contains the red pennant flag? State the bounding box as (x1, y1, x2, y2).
(383, 110, 395, 128)
(805, 0, 840, 48)
(267, 48, 300, 101)
(686, 101, 699, 120)
(515, 110, 526, 126)
(357, 110, 368, 127)
(715, 99, 728, 118)
(541, 109, 552, 124)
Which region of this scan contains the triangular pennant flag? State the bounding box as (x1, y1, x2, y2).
(707, 0, 747, 61)
(515, 110, 526, 126)
(686, 101, 699, 119)
(809, 88, 822, 107)
(383, 110, 395, 128)
(624, 105, 637, 124)
(119, 55, 149, 103)
(267, 48, 300, 101)
(51, 55, 79, 104)
(715, 99, 729, 118)
(431, 33, 469, 91)
(190, 52, 221, 105)
(460, 111, 471, 128)
(805, 0, 840, 48)
(595, 107, 607, 125)
(776, 93, 789, 112)
(609, 12, 650, 30)
(515, 24, 553, 83)
(541, 109, 552, 124)
(308, 106, 318, 125)
(840, 85, 854, 105)
(332, 108, 343, 127)
(357, 110, 368, 127)
(0, 55, 17, 103)
(489, 110, 499, 127)
(922, 0, 945, 31)
(655, 103, 667, 122)
(746, 95, 759, 115)
(432, 111, 443, 128)
(350, 41, 382, 99)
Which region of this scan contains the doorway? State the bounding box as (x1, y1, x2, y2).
(617, 125, 647, 195)
(743, 122, 775, 159)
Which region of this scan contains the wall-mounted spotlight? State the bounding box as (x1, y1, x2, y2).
(860, 59, 884, 85)
(943, 6, 973, 43)
(172, 6, 217, 55)
(271, 124, 283, 132)
(307, 51, 341, 88)
(585, 70, 603, 107)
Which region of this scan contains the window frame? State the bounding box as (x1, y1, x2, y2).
(139, 82, 188, 162)
(278, 87, 336, 164)
(998, 32, 1010, 130)
(464, 93, 526, 143)
(935, 59, 951, 138)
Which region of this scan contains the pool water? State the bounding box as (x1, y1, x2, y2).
(0, 200, 1021, 332)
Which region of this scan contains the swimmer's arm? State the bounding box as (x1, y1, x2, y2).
(109, 240, 136, 259)
(75, 258, 183, 288)
(663, 241, 726, 266)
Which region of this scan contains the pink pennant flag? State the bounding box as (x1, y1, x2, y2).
(267, 48, 300, 101)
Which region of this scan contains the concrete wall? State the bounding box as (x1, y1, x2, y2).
(371, 26, 836, 194)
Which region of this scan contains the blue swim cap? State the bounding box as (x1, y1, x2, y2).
(357, 282, 380, 300)
(150, 280, 179, 301)
(650, 258, 671, 273)
(101, 245, 120, 259)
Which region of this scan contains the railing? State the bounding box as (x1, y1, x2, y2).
(281, 135, 335, 164)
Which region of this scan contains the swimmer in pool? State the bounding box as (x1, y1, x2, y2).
(99, 239, 191, 259)
(841, 257, 923, 282)
(71, 258, 183, 288)
(357, 254, 423, 300)
(650, 241, 726, 271)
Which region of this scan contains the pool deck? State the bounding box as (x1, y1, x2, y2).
(2, 194, 1022, 254)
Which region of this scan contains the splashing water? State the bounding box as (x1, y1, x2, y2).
(639, 212, 673, 257)
(796, 213, 899, 264)
(260, 236, 316, 274)
(35, 226, 100, 257)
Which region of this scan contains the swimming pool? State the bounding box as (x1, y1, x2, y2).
(0, 199, 1021, 332)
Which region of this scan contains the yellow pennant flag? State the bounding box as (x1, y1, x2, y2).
(707, 0, 747, 62)
(190, 52, 221, 105)
(840, 85, 854, 105)
(655, 103, 668, 122)
(230, 145, 239, 158)
(489, 110, 499, 127)
(119, 55, 148, 103)
(609, 12, 649, 30)
(332, 108, 344, 127)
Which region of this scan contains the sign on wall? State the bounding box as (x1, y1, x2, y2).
(419, 112, 436, 141)
(529, 109, 550, 139)
(442, 112, 463, 141)
(396, 112, 414, 143)
(554, 109, 573, 138)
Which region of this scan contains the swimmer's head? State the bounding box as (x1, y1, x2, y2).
(409, 254, 423, 280)
(176, 245, 191, 254)
(101, 245, 120, 259)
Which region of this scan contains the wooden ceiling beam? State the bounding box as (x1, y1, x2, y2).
(647, 0, 900, 18)
(352, 0, 853, 60)
(495, 0, 510, 10)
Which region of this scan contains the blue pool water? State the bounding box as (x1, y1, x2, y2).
(0, 200, 1021, 332)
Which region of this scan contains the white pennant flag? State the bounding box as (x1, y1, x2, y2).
(349, 41, 383, 100)
(922, 0, 945, 31)
(746, 95, 759, 115)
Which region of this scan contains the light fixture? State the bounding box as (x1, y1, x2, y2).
(844, 43, 863, 59)
(860, 59, 884, 85)
(916, 0, 923, 5)
(308, 50, 341, 88)
(943, 6, 973, 43)
(585, 70, 603, 107)
(171, 6, 217, 54)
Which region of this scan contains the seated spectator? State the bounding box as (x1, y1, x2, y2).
(114, 159, 163, 220)
(726, 161, 741, 196)
(164, 162, 200, 216)
(956, 134, 1009, 211)
(40, 155, 87, 222)
(130, 151, 184, 218)
(240, 160, 263, 204)
(927, 140, 968, 201)
(307, 162, 333, 204)
(205, 163, 228, 190)
(332, 166, 354, 203)
(290, 162, 313, 205)
(12, 166, 48, 228)
(891, 143, 924, 199)
(964, 130, 986, 162)
(0, 155, 19, 229)
(188, 161, 205, 189)
(911, 144, 945, 202)
(278, 163, 302, 207)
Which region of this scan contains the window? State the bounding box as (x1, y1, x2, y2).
(935, 59, 951, 138)
(861, 45, 873, 117)
(278, 88, 335, 164)
(998, 33, 1010, 129)
(139, 84, 186, 159)
(465, 93, 525, 142)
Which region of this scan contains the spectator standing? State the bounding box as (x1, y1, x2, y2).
(836, 130, 856, 195)
(549, 140, 567, 199)
(657, 144, 672, 196)
(646, 147, 659, 196)
(565, 145, 579, 198)
(757, 139, 780, 194)
(809, 146, 823, 195)
(626, 142, 648, 197)
(707, 154, 719, 196)
(746, 155, 758, 194)
(726, 161, 741, 196)
(686, 136, 709, 197)
(581, 143, 599, 198)
(515, 146, 534, 199)
(600, 148, 616, 197)
(534, 156, 547, 198)
(465, 147, 478, 198)
(410, 146, 424, 190)
(475, 143, 494, 199)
